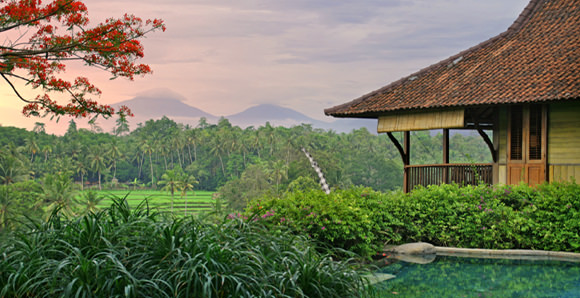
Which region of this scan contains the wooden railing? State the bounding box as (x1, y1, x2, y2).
(405, 163, 493, 192)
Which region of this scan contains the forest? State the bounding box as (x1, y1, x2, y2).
(0, 116, 492, 227)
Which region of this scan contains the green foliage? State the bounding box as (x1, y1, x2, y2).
(246, 187, 391, 258)
(248, 182, 580, 259)
(392, 182, 580, 252)
(0, 121, 493, 195)
(0, 181, 43, 231)
(0, 198, 372, 297)
(41, 172, 80, 217)
(218, 162, 274, 211)
(0, 149, 30, 185)
(95, 190, 215, 216)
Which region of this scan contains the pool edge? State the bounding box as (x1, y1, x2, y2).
(434, 246, 580, 262)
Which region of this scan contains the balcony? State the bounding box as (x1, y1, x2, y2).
(405, 163, 493, 192)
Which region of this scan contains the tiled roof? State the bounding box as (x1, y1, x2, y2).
(325, 0, 580, 118)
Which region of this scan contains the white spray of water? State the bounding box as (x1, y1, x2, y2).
(301, 147, 331, 194)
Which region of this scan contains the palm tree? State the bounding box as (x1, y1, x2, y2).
(41, 145, 52, 162)
(88, 147, 107, 190)
(185, 129, 198, 163)
(67, 141, 83, 161)
(250, 129, 262, 159)
(32, 122, 46, 134)
(80, 190, 104, 215)
(0, 153, 29, 185)
(113, 114, 130, 136)
(157, 169, 182, 213)
(179, 174, 198, 216)
(106, 141, 123, 181)
(129, 178, 140, 190)
(209, 137, 227, 177)
(140, 141, 155, 187)
(269, 160, 289, 196)
(171, 128, 186, 168)
(41, 172, 78, 217)
(75, 157, 88, 191)
(0, 185, 15, 231)
(24, 136, 39, 163)
(53, 156, 76, 175)
(158, 143, 170, 171)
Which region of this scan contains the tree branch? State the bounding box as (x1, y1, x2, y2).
(0, 0, 75, 33)
(0, 72, 39, 104)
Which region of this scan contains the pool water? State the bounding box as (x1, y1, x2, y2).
(375, 256, 580, 297)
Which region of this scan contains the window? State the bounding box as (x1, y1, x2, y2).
(510, 106, 523, 160)
(528, 105, 542, 160)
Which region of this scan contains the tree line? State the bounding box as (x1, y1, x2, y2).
(0, 116, 492, 227)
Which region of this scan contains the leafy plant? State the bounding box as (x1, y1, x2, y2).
(247, 182, 580, 259)
(246, 187, 393, 258)
(0, 197, 373, 297)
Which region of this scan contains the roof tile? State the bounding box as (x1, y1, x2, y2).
(325, 0, 580, 118)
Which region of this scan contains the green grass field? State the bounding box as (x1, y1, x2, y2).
(94, 190, 216, 215)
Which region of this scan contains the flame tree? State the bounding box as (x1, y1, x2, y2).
(0, 0, 165, 119)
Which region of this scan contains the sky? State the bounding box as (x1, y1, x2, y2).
(0, 0, 529, 134)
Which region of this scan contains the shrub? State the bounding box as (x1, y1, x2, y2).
(0, 198, 373, 297)
(384, 182, 580, 251)
(246, 187, 393, 258)
(247, 182, 580, 258)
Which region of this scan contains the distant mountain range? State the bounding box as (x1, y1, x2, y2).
(112, 95, 377, 133)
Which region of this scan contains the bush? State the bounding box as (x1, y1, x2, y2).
(247, 182, 580, 258)
(398, 182, 580, 251)
(0, 198, 372, 298)
(246, 187, 393, 258)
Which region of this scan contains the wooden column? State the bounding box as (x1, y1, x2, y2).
(443, 129, 449, 183)
(403, 131, 410, 193)
(386, 131, 411, 192)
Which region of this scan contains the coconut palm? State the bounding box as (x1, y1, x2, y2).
(80, 190, 104, 215)
(140, 141, 155, 187)
(41, 172, 78, 217)
(179, 174, 198, 216)
(0, 153, 29, 185)
(75, 157, 88, 191)
(41, 145, 52, 162)
(269, 160, 289, 196)
(32, 122, 46, 134)
(158, 168, 182, 213)
(185, 129, 199, 163)
(209, 137, 227, 177)
(113, 114, 130, 136)
(24, 136, 39, 162)
(106, 141, 123, 181)
(87, 147, 108, 190)
(0, 185, 15, 231)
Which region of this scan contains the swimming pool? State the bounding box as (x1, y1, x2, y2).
(375, 255, 580, 297)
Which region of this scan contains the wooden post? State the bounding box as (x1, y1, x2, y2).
(443, 129, 449, 183)
(387, 131, 411, 192)
(403, 131, 410, 193)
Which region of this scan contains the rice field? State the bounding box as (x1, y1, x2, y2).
(95, 190, 216, 215)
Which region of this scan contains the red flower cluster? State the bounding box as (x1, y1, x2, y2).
(1, 0, 165, 119)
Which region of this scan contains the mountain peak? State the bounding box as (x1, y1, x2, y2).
(111, 90, 376, 133)
(227, 104, 312, 122)
(115, 94, 214, 119)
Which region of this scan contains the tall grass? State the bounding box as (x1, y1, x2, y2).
(0, 198, 372, 297)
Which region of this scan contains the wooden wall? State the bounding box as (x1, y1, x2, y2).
(548, 101, 580, 182)
(377, 109, 464, 132)
(495, 107, 508, 184)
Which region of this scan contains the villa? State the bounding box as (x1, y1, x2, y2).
(325, 0, 580, 192)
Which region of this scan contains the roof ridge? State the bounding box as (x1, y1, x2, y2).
(325, 0, 543, 116)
